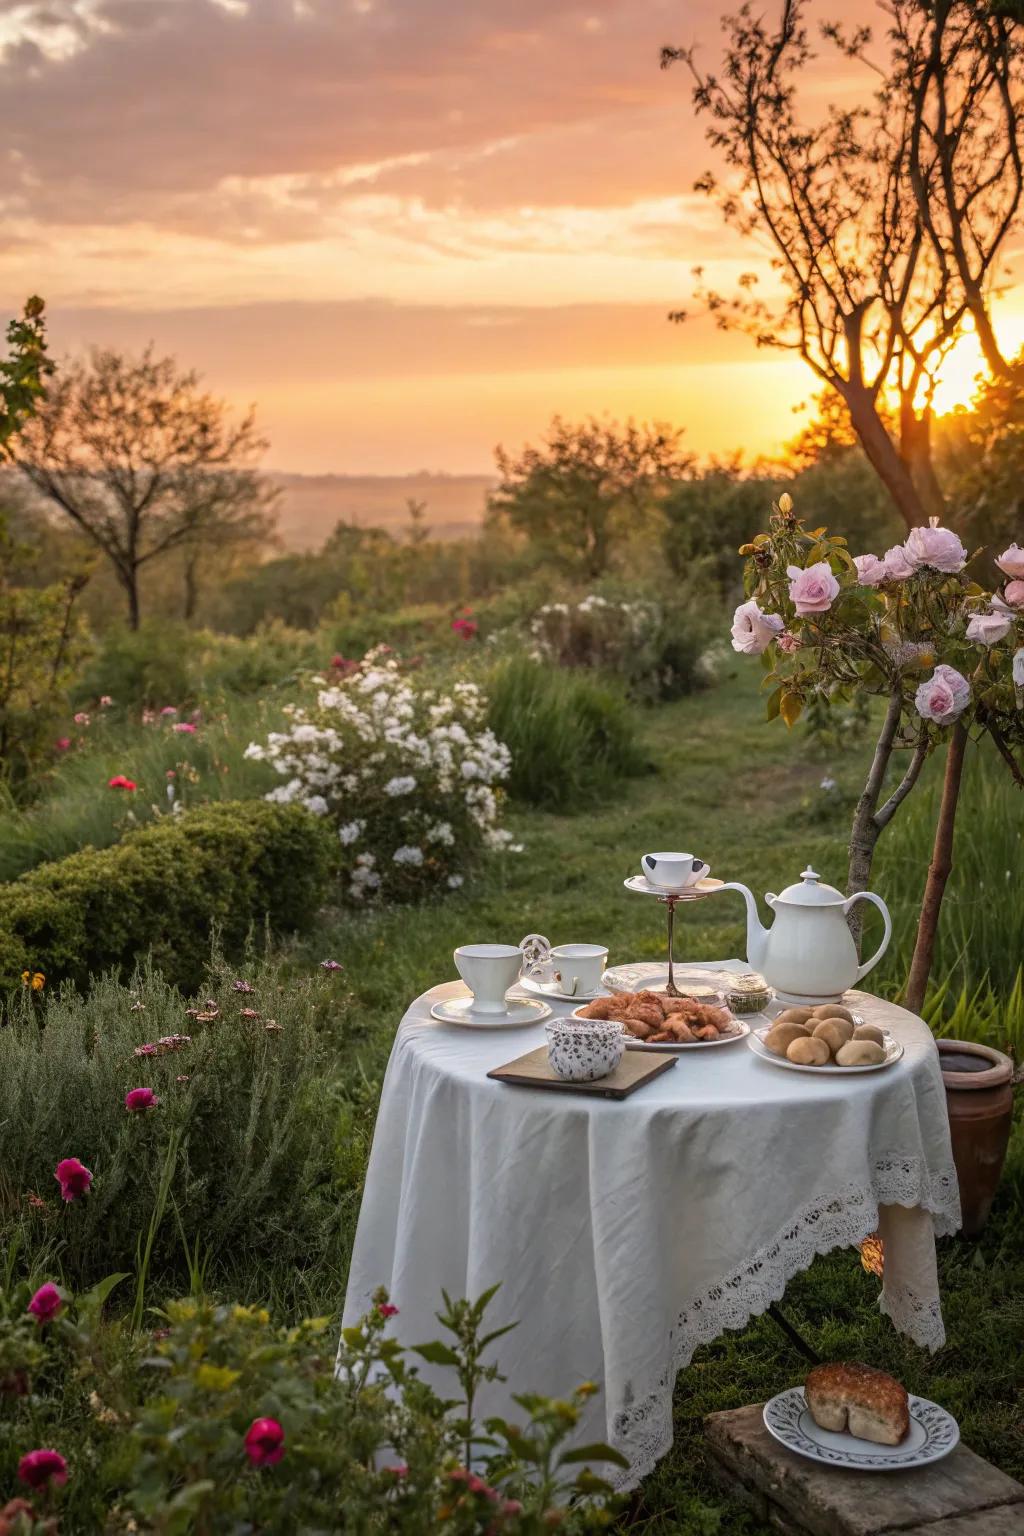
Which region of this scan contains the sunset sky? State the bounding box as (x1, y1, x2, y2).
(3, 0, 1023, 474)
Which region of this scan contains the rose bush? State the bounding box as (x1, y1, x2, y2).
(245, 648, 516, 902)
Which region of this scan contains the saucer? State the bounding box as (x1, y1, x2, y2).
(623, 875, 725, 900)
(520, 974, 606, 1003)
(430, 996, 552, 1028)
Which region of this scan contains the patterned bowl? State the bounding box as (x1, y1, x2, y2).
(545, 1017, 625, 1082)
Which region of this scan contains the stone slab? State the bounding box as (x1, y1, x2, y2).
(704, 1403, 1024, 1536)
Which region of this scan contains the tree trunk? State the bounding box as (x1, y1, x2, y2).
(905, 722, 968, 1014)
(842, 385, 927, 532)
(183, 550, 200, 622)
(899, 403, 946, 523)
(846, 690, 902, 945)
(122, 567, 141, 631)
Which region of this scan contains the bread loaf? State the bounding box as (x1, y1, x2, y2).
(805, 1362, 909, 1445)
(764, 1021, 810, 1056)
(777, 1006, 814, 1025)
(836, 1039, 886, 1067)
(811, 1004, 856, 1025)
(787, 1035, 830, 1066)
(853, 1023, 885, 1045)
(813, 1018, 854, 1054)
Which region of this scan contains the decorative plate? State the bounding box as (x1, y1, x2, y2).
(748, 1026, 903, 1074)
(571, 1006, 749, 1052)
(520, 974, 606, 1003)
(430, 996, 552, 1028)
(763, 1386, 959, 1471)
(623, 875, 726, 900)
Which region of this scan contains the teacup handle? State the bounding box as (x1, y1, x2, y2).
(642, 855, 658, 877)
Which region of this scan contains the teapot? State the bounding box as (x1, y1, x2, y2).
(720, 867, 892, 1004)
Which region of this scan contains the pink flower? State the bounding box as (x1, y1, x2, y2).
(777, 630, 802, 654)
(853, 553, 888, 587)
(27, 1283, 63, 1324)
(1014, 647, 1024, 688)
(451, 617, 478, 640)
(54, 737, 71, 752)
(232, 979, 255, 993)
(54, 1158, 92, 1202)
(787, 561, 840, 616)
(965, 606, 1013, 647)
(385, 1464, 409, 1479)
(108, 775, 137, 791)
(1003, 579, 1024, 607)
(995, 543, 1024, 580)
(99, 695, 113, 707)
(244, 1417, 285, 1467)
(124, 1087, 158, 1112)
(73, 711, 90, 726)
(160, 706, 178, 717)
(904, 524, 967, 573)
(172, 722, 196, 734)
(915, 664, 971, 726)
(882, 544, 917, 581)
(730, 599, 784, 655)
(320, 959, 343, 972)
(18, 1449, 68, 1489)
(377, 1302, 399, 1319)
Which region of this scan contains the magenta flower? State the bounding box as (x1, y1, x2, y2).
(320, 959, 343, 972)
(108, 775, 137, 791)
(172, 721, 196, 734)
(160, 706, 178, 717)
(54, 737, 71, 752)
(244, 1417, 285, 1467)
(377, 1302, 399, 1319)
(18, 1448, 68, 1489)
(124, 1087, 158, 1112)
(54, 1158, 92, 1203)
(27, 1283, 63, 1324)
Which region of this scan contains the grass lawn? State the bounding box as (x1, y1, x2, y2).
(291, 667, 1024, 1533)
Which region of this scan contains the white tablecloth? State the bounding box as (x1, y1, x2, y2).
(343, 962, 960, 1489)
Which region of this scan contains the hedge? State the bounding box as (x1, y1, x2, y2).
(0, 800, 332, 992)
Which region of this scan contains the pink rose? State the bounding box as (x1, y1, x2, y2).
(54, 1158, 92, 1202)
(1014, 647, 1024, 688)
(786, 562, 840, 616)
(244, 1417, 285, 1467)
(777, 631, 802, 654)
(27, 1283, 63, 1324)
(853, 553, 888, 587)
(904, 524, 967, 573)
(965, 607, 1013, 647)
(996, 543, 1024, 580)
(915, 664, 971, 726)
(124, 1087, 158, 1112)
(18, 1449, 68, 1489)
(882, 544, 916, 581)
(730, 599, 784, 655)
(1003, 579, 1024, 607)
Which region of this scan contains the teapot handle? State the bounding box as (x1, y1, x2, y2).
(843, 891, 892, 982)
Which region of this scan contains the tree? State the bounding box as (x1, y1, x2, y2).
(662, 2, 1024, 529)
(15, 348, 277, 629)
(936, 355, 1024, 554)
(661, 460, 774, 594)
(488, 416, 693, 578)
(0, 297, 51, 456)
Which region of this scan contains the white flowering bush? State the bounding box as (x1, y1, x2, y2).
(528, 592, 707, 699)
(245, 649, 516, 901)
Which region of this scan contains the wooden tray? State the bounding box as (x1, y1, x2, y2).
(488, 1045, 677, 1099)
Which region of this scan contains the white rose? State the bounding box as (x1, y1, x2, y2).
(730, 599, 784, 656)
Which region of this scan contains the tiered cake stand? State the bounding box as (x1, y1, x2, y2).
(622, 875, 728, 996)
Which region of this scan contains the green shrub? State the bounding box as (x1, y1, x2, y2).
(0, 1282, 622, 1534)
(0, 958, 356, 1306)
(486, 656, 647, 810)
(0, 800, 330, 992)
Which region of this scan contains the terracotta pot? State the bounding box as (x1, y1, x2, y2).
(938, 1039, 1015, 1239)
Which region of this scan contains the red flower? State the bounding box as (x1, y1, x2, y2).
(244, 1417, 285, 1467)
(54, 737, 71, 752)
(451, 616, 478, 640)
(377, 1302, 399, 1319)
(27, 1283, 62, 1325)
(108, 775, 137, 791)
(17, 1449, 67, 1489)
(53, 1158, 92, 1202)
(124, 1087, 158, 1112)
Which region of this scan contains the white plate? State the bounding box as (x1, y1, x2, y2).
(571, 1005, 749, 1051)
(748, 1026, 903, 1074)
(623, 875, 726, 900)
(763, 1386, 959, 1471)
(430, 996, 552, 1028)
(520, 974, 605, 1003)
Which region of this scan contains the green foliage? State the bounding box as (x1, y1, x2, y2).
(661, 462, 772, 594)
(525, 587, 714, 702)
(0, 297, 51, 458)
(0, 544, 88, 788)
(486, 656, 647, 810)
(0, 1281, 621, 1534)
(0, 958, 353, 1305)
(0, 800, 330, 992)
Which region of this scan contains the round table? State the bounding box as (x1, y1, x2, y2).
(343, 962, 960, 1490)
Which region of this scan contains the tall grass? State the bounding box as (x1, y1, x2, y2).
(486, 655, 648, 810)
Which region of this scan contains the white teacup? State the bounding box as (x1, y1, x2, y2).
(454, 943, 523, 1015)
(550, 943, 609, 997)
(640, 852, 710, 890)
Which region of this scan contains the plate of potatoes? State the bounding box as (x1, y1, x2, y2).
(747, 1004, 903, 1074)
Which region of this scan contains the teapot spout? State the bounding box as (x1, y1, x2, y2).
(719, 882, 769, 971)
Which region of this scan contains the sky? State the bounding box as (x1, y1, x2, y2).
(1, 0, 1022, 474)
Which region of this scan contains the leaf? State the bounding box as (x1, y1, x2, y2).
(479, 1322, 518, 1350)
(80, 1271, 130, 1312)
(780, 693, 803, 728)
(558, 1442, 631, 1469)
(766, 686, 783, 722)
(412, 1340, 460, 1367)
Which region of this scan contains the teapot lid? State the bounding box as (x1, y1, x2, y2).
(776, 866, 845, 907)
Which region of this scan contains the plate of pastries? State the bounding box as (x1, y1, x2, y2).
(573, 990, 749, 1050)
(748, 1004, 903, 1073)
(763, 1362, 959, 1470)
